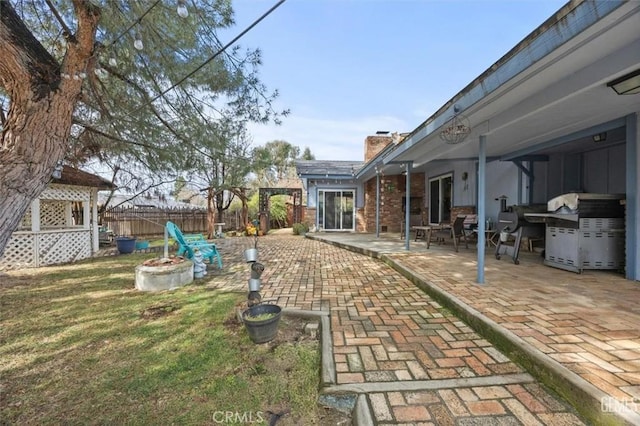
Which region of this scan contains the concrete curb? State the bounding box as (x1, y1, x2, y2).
(313, 235, 638, 426)
(353, 394, 374, 426)
(281, 308, 335, 386)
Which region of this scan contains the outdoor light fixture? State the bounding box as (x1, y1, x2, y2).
(134, 37, 144, 51)
(177, 0, 189, 18)
(440, 104, 471, 145)
(607, 69, 640, 95)
(51, 161, 63, 179)
(593, 132, 607, 143)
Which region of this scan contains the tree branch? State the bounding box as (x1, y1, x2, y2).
(0, 0, 61, 99)
(44, 0, 76, 43)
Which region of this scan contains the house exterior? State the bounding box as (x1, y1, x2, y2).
(0, 166, 115, 270)
(297, 0, 640, 281)
(296, 160, 364, 232)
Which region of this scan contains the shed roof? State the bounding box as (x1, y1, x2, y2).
(52, 166, 115, 190)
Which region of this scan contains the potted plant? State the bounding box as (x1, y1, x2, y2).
(242, 304, 282, 343)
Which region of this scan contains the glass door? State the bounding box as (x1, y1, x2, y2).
(318, 190, 355, 231)
(429, 174, 452, 225)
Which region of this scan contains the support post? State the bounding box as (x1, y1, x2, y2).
(405, 162, 413, 251)
(626, 113, 638, 280)
(477, 135, 487, 284)
(376, 171, 380, 238)
(91, 189, 99, 253)
(31, 199, 40, 232)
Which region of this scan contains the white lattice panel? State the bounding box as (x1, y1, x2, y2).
(41, 184, 90, 201)
(0, 233, 36, 270)
(39, 231, 91, 266)
(0, 231, 92, 270)
(41, 201, 66, 226)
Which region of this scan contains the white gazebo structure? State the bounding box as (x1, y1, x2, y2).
(0, 166, 115, 270)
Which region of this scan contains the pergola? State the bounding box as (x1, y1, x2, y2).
(258, 187, 303, 233)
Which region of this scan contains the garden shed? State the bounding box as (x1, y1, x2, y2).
(0, 166, 115, 270)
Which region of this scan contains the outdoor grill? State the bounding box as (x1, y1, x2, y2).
(524, 193, 625, 273)
(494, 205, 546, 264)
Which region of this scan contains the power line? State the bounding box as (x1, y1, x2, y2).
(107, 0, 162, 48)
(144, 0, 287, 107)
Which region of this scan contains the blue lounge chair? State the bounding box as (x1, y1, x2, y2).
(165, 221, 223, 269)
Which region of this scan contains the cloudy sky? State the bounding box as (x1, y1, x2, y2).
(229, 0, 566, 161)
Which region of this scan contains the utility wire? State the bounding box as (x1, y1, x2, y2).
(107, 0, 162, 47)
(145, 0, 287, 107)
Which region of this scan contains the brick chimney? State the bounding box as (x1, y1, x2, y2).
(364, 131, 393, 162)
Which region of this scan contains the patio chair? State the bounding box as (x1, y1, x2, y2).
(400, 214, 424, 239)
(427, 215, 468, 252)
(165, 221, 223, 269)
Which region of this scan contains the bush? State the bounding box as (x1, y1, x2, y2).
(292, 223, 309, 236)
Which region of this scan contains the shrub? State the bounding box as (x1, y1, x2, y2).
(292, 223, 309, 236)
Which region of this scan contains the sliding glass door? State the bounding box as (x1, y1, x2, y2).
(318, 190, 354, 231)
(429, 174, 452, 225)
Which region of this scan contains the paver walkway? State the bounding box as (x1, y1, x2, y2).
(310, 231, 640, 425)
(208, 234, 587, 425)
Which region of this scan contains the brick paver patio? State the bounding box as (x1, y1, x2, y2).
(208, 234, 593, 425)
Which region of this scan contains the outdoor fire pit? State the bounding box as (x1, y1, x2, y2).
(135, 256, 193, 292)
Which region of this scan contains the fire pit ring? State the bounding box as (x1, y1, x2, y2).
(135, 259, 194, 292)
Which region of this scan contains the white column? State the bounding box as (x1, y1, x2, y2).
(65, 203, 73, 226)
(92, 189, 99, 253)
(31, 198, 41, 268)
(83, 199, 90, 230)
(31, 199, 40, 232)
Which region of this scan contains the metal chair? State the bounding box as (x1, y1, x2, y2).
(400, 214, 424, 239)
(427, 215, 468, 252)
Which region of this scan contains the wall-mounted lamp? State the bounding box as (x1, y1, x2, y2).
(607, 69, 640, 95)
(51, 161, 63, 179)
(593, 132, 607, 143)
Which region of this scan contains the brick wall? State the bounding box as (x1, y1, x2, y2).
(304, 207, 316, 229)
(356, 208, 366, 232)
(450, 206, 476, 225)
(363, 173, 425, 232)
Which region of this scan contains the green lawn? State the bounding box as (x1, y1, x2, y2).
(0, 254, 321, 424)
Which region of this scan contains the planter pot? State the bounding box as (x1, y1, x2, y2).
(135, 240, 150, 250)
(244, 248, 258, 263)
(116, 236, 137, 254)
(242, 304, 282, 344)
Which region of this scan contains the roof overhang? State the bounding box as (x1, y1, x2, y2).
(53, 166, 116, 190)
(383, 0, 640, 168)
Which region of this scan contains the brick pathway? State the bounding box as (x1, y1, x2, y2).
(208, 234, 587, 425)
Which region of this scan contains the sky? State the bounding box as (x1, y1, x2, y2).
(228, 0, 567, 162)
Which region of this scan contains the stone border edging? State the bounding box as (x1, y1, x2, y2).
(281, 308, 335, 386)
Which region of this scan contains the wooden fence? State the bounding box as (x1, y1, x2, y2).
(101, 207, 245, 237)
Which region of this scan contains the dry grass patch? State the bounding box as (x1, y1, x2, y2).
(0, 255, 338, 425)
